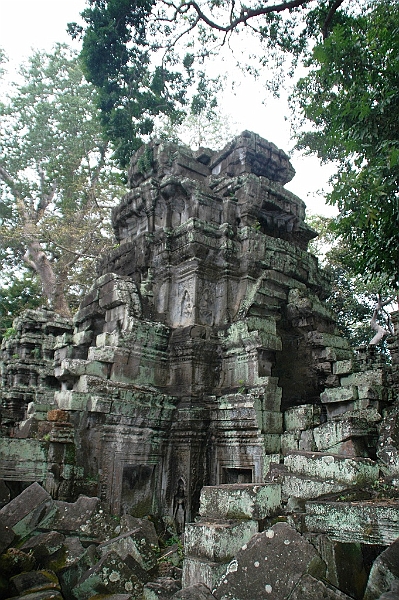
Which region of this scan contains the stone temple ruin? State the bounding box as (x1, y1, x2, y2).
(2, 132, 399, 600)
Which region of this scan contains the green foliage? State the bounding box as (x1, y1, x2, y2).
(0, 272, 42, 340)
(292, 0, 399, 287)
(309, 214, 396, 349)
(136, 147, 154, 175)
(68, 0, 206, 167)
(0, 45, 123, 315)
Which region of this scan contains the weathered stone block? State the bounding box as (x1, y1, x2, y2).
(182, 557, 229, 591)
(263, 453, 280, 475)
(0, 482, 55, 539)
(289, 574, 354, 599)
(284, 451, 379, 485)
(184, 520, 258, 562)
(55, 391, 89, 411)
(364, 538, 399, 600)
(0, 439, 48, 483)
(199, 483, 281, 520)
(284, 404, 321, 431)
(308, 331, 351, 350)
(333, 360, 354, 375)
(282, 473, 348, 501)
(212, 522, 326, 600)
(20, 531, 65, 561)
(313, 418, 374, 452)
(281, 430, 300, 454)
(73, 550, 145, 600)
(263, 434, 281, 453)
(261, 410, 283, 433)
(321, 386, 358, 404)
(71, 330, 93, 346)
(299, 429, 316, 451)
(99, 521, 159, 571)
(87, 395, 112, 413)
(10, 570, 61, 596)
(305, 501, 399, 545)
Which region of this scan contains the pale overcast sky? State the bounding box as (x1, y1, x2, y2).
(0, 0, 336, 216)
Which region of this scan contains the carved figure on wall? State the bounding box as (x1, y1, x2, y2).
(199, 288, 213, 326)
(181, 290, 192, 320)
(173, 477, 186, 534)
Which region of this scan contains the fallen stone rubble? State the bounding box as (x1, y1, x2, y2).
(0, 483, 182, 600)
(2, 482, 399, 600)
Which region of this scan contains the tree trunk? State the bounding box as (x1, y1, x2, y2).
(24, 240, 72, 318)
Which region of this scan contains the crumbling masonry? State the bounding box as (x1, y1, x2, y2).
(1, 133, 399, 598)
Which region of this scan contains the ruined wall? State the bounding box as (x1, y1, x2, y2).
(0, 132, 396, 528)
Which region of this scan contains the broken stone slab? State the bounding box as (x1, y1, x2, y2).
(143, 577, 181, 599)
(99, 525, 159, 571)
(9, 570, 61, 597)
(282, 472, 349, 501)
(0, 517, 15, 554)
(4, 590, 64, 600)
(72, 550, 145, 600)
(321, 386, 358, 404)
(57, 544, 98, 594)
(363, 538, 399, 600)
(199, 483, 281, 520)
(40, 496, 119, 543)
(0, 482, 55, 539)
(289, 574, 354, 600)
(182, 558, 229, 592)
(305, 501, 399, 545)
(0, 547, 36, 578)
(20, 531, 65, 562)
(313, 418, 376, 452)
(284, 404, 321, 432)
(284, 451, 379, 485)
(184, 519, 258, 563)
(171, 583, 216, 599)
(211, 522, 326, 600)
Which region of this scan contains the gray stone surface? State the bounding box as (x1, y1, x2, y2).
(289, 574, 354, 599)
(0, 482, 55, 538)
(364, 539, 399, 600)
(305, 501, 399, 545)
(9, 570, 61, 596)
(73, 550, 145, 600)
(212, 522, 326, 599)
(172, 583, 216, 599)
(199, 483, 281, 520)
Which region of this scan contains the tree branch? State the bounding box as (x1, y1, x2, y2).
(164, 0, 312, 33)
(369, 294, 395, 345)
(322, 0, 346, 39)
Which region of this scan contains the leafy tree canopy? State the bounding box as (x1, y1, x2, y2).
(0, 45, 123, 317)
(69, 0, 350, 167)
(292, 0, 399, 287)
(309, 214, 397, 350)
(72, 0, 399, 290)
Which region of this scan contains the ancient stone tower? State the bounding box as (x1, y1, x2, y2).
(1, 131, 383, 524)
